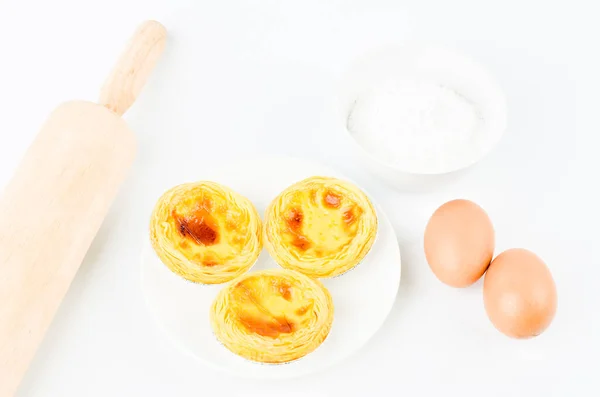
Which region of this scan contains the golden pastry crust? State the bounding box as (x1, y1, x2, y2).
(264, 176, 377, 278)
(149, 181, 262, 284)
(210, 268, 334, 364)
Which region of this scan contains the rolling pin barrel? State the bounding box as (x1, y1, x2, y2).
(0, 20, 166, 397)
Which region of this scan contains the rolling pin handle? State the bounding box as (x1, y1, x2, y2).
(98, 20, 167, 116)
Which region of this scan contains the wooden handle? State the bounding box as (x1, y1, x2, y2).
(98, 20, 167, 116)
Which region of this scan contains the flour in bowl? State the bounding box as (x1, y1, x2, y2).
(347, 79, 484, 174)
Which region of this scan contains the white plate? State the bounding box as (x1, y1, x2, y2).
(140, 157, 401, 379)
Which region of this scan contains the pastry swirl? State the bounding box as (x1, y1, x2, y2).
(210, 268, 334, 363)
(264, 176, 377, 278)
(150, 181, 262, 284)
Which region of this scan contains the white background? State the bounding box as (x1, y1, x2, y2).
(0, 0, 598, 396)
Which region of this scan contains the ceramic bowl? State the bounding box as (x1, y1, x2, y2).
(335, 44, 508, 191)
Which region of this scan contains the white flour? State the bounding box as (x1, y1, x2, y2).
(347, 79, 483, 173)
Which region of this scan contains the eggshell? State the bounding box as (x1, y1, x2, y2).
(483, 248, 557, 339)
(424, 199, 495, 287)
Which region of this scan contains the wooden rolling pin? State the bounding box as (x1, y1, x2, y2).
(0, 20, 167, 396)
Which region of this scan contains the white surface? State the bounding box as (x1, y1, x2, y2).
(341, 45, 507, 176)
(141, 157, 401, 379)
(0, 0, 597, 396)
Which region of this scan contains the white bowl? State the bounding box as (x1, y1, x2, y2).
(335, 44, 507, 191)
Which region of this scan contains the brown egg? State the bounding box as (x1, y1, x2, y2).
(424, 199, 495, 287)
(483, 248, 557, 338)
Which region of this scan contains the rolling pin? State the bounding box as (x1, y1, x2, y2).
(0, 20, 167, 396)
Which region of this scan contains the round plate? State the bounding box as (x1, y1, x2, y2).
(140, 157, 401, 379)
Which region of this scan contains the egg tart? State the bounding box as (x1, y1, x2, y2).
(210, 268, 334, 363)
(264, 176, 377, 278)
(149, 181, 262, 284)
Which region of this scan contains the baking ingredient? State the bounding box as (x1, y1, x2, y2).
(347, 78, 483, 174)
(424, 199, 495, 287)
(483, 248, 557, 339)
